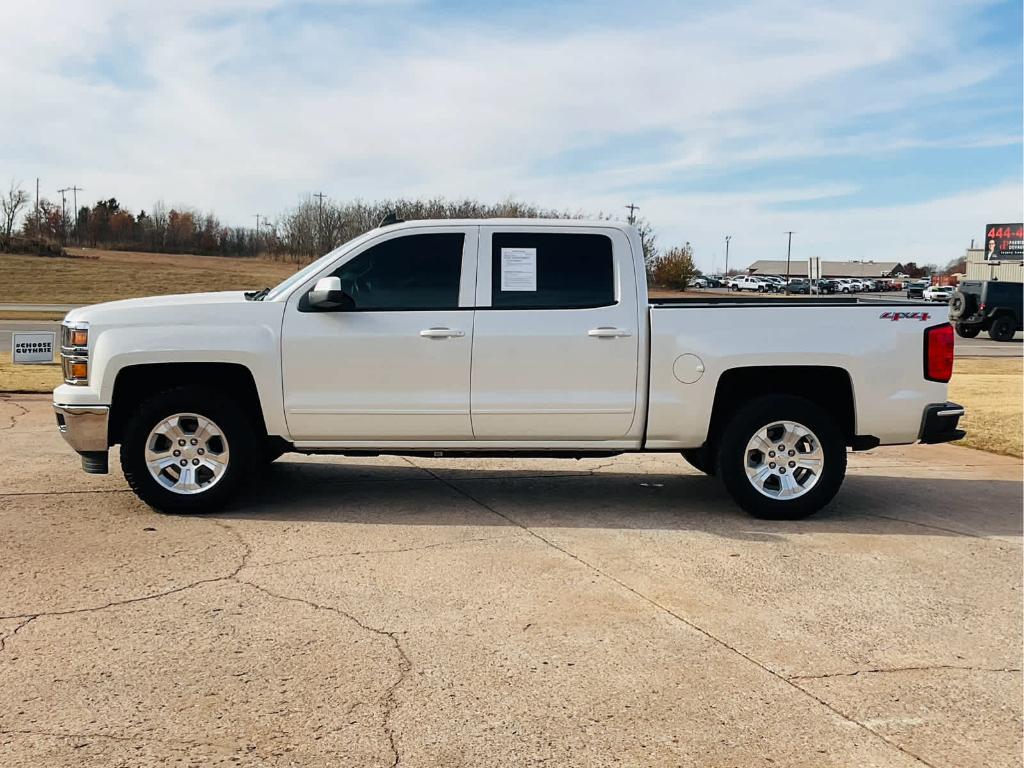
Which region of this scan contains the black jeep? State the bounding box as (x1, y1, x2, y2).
(948, 280, 1023, 342)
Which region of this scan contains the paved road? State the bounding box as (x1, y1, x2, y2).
(0, 303, 80, 312)
(1, 320, 60, 353)
(0, 395, 1020, 767)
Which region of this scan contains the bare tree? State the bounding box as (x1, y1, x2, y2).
(1, 180, 29, 244)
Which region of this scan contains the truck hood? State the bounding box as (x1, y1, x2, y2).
(64, 291, 250, 322)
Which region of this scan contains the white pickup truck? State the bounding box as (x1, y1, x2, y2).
(53, 219, 964, 519)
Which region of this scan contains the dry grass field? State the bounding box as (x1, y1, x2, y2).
(950, 357, 1023, 458)
(0, 248, 299, 305)
(0, 353, 62, 393)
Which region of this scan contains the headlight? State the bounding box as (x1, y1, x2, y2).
(61, 322, 89, 385)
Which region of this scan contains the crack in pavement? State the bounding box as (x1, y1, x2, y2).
(234, 579, 411, 768)
(0, 616, 36, 654)
(789, 664, 1023, 681)
(411, 464, 945, 768)
(0, 521, 251, 624)
(0, 400, 29, 430)
(1, 518, 411, 766)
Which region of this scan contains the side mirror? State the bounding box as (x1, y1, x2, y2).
(308, 276, 354, 310)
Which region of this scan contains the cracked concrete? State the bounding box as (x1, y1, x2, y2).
(0, 397, 1021, 767)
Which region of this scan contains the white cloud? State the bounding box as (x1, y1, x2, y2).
(0, 0, 1019, 267)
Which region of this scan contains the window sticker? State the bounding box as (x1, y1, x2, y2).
(500, 247, 537, 291)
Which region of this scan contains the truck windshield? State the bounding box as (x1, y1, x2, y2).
(264, 229, 381, 302)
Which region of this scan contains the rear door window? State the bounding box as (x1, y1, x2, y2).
(490, 233, 614, 309)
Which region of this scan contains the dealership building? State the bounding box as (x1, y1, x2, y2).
(745, 260, 899, 279)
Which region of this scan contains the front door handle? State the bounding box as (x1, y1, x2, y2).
(420, 327, 465, 339)
(588, 327, 632, 338)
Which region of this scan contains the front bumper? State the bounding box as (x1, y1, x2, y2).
(919, 402, 966, 444)
(54, 403, 110, 472)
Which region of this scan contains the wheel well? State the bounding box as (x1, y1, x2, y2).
(707, 366, 856, 451)
(108, 363, 267, 446)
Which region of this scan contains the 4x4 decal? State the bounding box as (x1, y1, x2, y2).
(880, 311, 931, 322)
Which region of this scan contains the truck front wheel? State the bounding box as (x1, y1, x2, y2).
(717, 395, 846, 519)
(120, 386, 257, 514)
(954, 323, 980, 339)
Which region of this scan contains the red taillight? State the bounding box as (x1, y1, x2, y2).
(924, 323, 954, 382)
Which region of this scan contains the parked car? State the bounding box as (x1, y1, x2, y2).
(692, 277, 709, 288)
(814, 279, 837, 294)
(786, 279, 811, 294)
(730, 275, 770, 292)
(948, 280, 1023, 341)
(53, 218, 964, 520)
(923, 285, 954, 303)
(906, 282, 928, 299)
(761, 276, 786, 293)
(835, 279, 857, 294)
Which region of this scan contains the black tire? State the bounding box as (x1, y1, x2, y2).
(988, 314, 1017, 342)
(681, 447, 715, 476)
(948, 291, 975, 320)
(955, 322, 980, 339)
(120, 386, 257, 514)
(717, 395, 846, 520)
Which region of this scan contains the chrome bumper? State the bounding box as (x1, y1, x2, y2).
(53, 404, 109, 453)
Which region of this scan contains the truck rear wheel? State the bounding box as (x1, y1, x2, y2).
(120, 386, 256, 514)
(717, 395, 846, 519)
(988, 315, 1017, 342)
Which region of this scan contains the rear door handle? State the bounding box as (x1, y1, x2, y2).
(420, 327, 465, 339)
(588, 327, 632, 338)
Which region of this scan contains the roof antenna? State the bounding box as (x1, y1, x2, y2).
(378, 210, 403, 227)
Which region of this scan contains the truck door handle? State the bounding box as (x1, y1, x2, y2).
(587, 327, 632, 338)
(420, 327, 465, 339)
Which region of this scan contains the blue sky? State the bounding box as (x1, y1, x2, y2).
(1, 0, 1021, 270)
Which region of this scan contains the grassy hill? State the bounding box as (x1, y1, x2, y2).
(0, 248, 299, 306)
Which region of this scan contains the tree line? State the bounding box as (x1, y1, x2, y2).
(1, 179, 700, 284)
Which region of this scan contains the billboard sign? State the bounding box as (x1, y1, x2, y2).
(984, 223, 1023, 261)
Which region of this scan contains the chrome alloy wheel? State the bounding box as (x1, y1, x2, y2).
(743, 420, 824, 500)
(144, 413, 230, 495)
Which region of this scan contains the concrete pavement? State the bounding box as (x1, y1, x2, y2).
(0, 395, 1020, 767)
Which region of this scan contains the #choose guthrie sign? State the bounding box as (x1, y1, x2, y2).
(984, 223, 1024, 261)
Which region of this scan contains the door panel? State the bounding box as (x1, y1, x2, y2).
(470, 227, 640, 440)
(282, 227, 476, 441)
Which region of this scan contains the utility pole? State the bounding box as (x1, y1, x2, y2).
(35, 178, 40, 244)
(784, 231, 795, 292)
(625, 203, 639, 225)
(66, 185, 83, 244)
(57, 187, 70, 243)
(313, 192, 326, 251)
(253, 214, 262, 257)
(724, 235, 731, 276)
